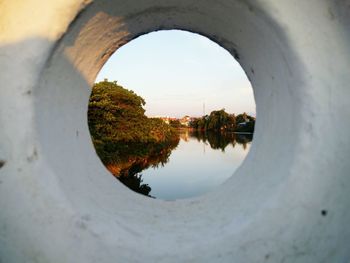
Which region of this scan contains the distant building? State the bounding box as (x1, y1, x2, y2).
(237, 122, 247, 127)
(156, 116, 178, 124)
(155, 115, 196, 127)
(180, 116, 191, 127)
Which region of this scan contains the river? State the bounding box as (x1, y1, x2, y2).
(107, 130, 253, 200)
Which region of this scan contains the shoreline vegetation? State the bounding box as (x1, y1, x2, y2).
(172, 111, 255, 133)
(88, 80, 255, 197)
(88, 80, 179, 165)
(88, 80, 180, 197)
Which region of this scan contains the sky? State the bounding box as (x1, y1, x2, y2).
(96, 30, 255, 118)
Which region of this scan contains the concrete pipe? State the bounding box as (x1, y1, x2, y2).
(0, 0, 349, 262)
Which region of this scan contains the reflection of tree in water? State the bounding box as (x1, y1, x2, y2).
(118, 172, 152, 197)
(189, 130, 253, 151)
(105, 138, 180, 198)
(235, 133, 253, 150)
(101, 130, 252, 197)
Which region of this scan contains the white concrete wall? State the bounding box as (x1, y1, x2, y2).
(1, 0, 349, 262)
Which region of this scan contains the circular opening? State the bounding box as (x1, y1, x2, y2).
(88, 30, 255, 200)
(6, 0, 348, 261)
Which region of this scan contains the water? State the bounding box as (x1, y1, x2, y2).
(108, 130, 252, 200)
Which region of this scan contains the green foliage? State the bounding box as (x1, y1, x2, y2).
(189, 109, 253, 133)
(206, 109, 236, 131)
(88, 80, 179, 164)
(190, 116, 207, 130)
(169, 119, 182, 128)
(235, 112, 255, 133)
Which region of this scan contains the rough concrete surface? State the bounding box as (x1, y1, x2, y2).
(0, 0, 349, 262)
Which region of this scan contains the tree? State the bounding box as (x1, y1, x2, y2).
(235, 112, 255, 133)
(169, 119, 181, 129)
(207, 109, 230, 131)
(88, 80, 179, 164)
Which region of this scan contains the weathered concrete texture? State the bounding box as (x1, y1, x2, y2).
(1, 0, 350, 262)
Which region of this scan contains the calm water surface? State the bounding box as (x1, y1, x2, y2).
(113, 130, 252, 200)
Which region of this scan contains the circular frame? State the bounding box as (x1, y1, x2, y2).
(1, 1, 350, 262)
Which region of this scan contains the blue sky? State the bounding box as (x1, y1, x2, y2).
(96, 30, 255, 118)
